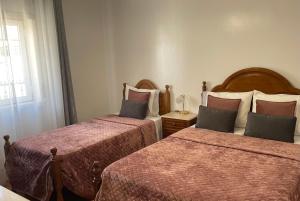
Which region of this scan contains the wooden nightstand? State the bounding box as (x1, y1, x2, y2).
(162, 112, 197, 138)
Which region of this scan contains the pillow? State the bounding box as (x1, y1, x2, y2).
(196, 106, 238, 133)
(207, 95, 241, 111)
(125, 84, 160, 116)
(206, 91, 253, 128)
(256, 100, 297, 117)
(119, 100, 148, 119)
(252, 90, 300, 135)
(128, 89, 151, 103)
(245, 112, 297, 143)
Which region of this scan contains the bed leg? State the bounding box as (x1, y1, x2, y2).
(50, 148, 64, 201)
(3, 135, 11, 159)
(3, 135, 12, 189)
(91, 161, 102, 190)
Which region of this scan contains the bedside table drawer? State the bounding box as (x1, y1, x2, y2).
(162, 128, 178, 138)
(161, 112, 197, 138)
(162, 118, 188, 129)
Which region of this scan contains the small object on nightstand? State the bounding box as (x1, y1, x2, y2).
(176, 94, 190, 114)
(161, 111, 197, 138)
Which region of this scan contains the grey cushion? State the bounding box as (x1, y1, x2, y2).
(196, 106, 237, 133)
(119, 99, 148, 119)
(245, 112, 297, 143)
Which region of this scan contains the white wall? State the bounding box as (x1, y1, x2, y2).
(62, 0, 112, 121)
(62, 0, 300, 117)
(107, 0, 300, 113)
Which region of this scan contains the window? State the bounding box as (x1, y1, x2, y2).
(0, 21, 32, 104)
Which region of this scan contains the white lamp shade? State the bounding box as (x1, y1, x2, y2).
(176, 94, 185, 104)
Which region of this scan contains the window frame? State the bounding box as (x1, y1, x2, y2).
(0, 18, 34, 106)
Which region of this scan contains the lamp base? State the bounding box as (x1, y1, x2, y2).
(179, 111, 190, 115)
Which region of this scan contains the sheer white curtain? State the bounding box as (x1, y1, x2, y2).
(0, 0, 65, 182)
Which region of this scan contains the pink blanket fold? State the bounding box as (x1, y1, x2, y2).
(5, 115, 156, 201)
(96, 127, 300, 201)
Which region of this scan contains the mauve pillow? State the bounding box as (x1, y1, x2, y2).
(196, 106, 238, 133)
(207, 95, 241, 111)
(128, 89, 151, 103)
(256, 100, 297, 117)
(245, 112, 297, 143)
(119, 100, 148, 119)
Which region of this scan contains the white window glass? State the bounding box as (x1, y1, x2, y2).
(0, 22, 32, 104)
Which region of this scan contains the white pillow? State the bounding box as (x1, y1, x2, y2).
(206, 91, 254, 128)
(252, 90, 300, 136)
(125, 84, 160, 117)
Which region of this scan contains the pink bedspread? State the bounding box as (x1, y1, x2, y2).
(5, 115, 156, 201)
(96, 127, 300, 201)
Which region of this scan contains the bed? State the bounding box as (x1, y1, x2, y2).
(95, 68, 300, 201)
(3, 79, 170, 201)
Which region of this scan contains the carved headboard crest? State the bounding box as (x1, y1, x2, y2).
(203, 67, 300, 95)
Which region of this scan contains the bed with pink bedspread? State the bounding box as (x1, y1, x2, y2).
(96, 127, 300, 201)
(5, 115, 156, 201)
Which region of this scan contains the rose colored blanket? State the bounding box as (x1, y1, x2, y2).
(96, 127, 300, 201)
(5, 115, 156, 201)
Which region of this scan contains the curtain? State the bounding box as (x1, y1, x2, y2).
(0, 0, 65, 182)
(53, 0, 77, 125)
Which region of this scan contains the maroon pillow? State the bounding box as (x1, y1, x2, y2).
(256, 100, 297, 117)
(128, 89, 150, 103)
(207, 95, 241, 111)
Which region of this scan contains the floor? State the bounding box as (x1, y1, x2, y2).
(0, 186, 29, 201)
(4, 183, 89, 201)
(50, 188, 87, 201)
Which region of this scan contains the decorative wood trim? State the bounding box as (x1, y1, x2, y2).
(211, 67, 300, 94)
(135, 79, 158, 89)
(122, 83, 126, 100)
(122, 79, 171, 115)
(159, 85, 171, 115)
(50, 148, 64, 201)
(202, 81, 207, 92)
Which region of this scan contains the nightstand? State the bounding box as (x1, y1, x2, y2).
(161, 112, 197, 138)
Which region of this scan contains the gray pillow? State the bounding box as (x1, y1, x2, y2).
(196, 106, 238, 133)
(245, 112, 297, 143)
(119, 99, 148, 119)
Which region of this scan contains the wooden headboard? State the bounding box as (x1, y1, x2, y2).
(123, 79, 171, 115)
(203, 67, 300, 95)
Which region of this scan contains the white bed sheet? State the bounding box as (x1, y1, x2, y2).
(114, 112, 162, 141)
(294, 135, 300, 145)
(146, 116, 162, 141)
(233, 127, 245, 136)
